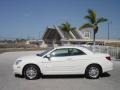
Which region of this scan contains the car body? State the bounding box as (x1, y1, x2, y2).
(13, 46, 113, 80)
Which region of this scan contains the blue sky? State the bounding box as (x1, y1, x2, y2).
(0, 0, 120, 39)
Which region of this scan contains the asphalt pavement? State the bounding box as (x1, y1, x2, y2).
(0, 51, 120, 90)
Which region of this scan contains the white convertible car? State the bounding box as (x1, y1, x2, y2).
(13, 46, 113, 80)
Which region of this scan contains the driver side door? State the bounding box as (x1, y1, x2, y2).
(42, 48, 73, 74)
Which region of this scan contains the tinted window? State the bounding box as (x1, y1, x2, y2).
(36, 48, 53, 56)
(50, 48, 69, 57)
(50, 48, 86, 57)
(68, 48, 86, 56)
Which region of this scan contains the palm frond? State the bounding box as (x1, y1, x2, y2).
(96, 17, 107, 24)
(84, 15, 94, 24)
(79, 23, 94, 30)
(87, 9, 96, 23)
(59, 22, 75, 32)
(71, 27, 76, 30)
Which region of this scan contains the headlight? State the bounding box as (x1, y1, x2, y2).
(16, 60, 22, 65)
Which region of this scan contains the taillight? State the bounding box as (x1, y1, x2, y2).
(106, 56, 111, 61)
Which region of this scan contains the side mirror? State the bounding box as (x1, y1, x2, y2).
(46, 54, 51, 60)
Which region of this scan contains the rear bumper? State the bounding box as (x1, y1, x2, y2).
(102, 62, 113, 73)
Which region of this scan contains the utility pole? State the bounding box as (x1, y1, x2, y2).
(108, 21, 112, 40)
(39, 32, 41, 40)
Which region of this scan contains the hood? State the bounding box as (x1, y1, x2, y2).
(16, 54, 43, 61)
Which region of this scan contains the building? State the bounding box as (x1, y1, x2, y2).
(42, 25, 91, 47)
(26, 25, 120, 48)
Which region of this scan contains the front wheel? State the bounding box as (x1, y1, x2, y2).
(85, 65, 101, 79)
(23, 64, 41, 80)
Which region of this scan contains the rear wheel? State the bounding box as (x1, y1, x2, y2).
(23, 64, 41, 80)
(85, 64, 101, 79)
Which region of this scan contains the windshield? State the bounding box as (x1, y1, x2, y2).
(36, 48, 53, 57)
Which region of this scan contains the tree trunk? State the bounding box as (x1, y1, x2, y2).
(93, 30, 95, 46)
(93, 30, 96, 52)
(93, 26, 98, 52)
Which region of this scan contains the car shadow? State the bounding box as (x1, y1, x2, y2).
(42, 73, 110, 79)
(14, 73, 111, 79)
(100, 72, 111, 78)
(42, 74, 85, 79)
(15, 74, 24, 78)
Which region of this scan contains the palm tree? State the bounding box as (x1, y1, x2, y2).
(79, 9, 107, 46)
(59, 22, 76, 39)
(59, 22, 76, 32)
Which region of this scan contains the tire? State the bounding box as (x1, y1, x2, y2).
(23, 64, 41, 80)
(85, 64, 101, 79)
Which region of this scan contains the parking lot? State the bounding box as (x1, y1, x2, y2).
(0, 51, 120, 90)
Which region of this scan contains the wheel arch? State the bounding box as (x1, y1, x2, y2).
(22, 63, 41, 76)
(85, 63, 103, 74)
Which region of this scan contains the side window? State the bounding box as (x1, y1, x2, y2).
(69, 48, 86, 56)
(50, 48, 69, 57)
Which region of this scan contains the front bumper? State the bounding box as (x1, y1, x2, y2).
(13, 64, 23, 75)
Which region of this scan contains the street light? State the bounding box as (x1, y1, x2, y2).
(107, 21, 112, 40)
(39, 32, 41, 40)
